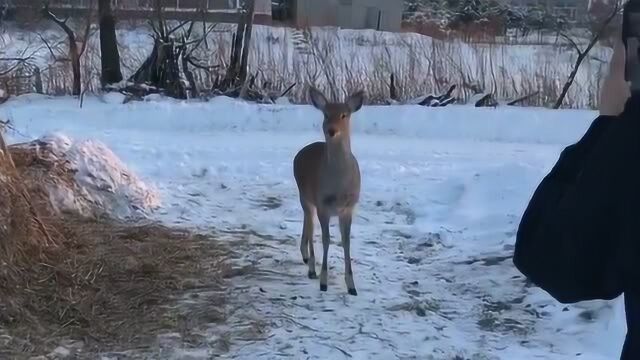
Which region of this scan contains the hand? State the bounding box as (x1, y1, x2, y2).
(600, 36, 631, 116)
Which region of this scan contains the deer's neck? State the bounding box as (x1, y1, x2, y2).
(325, 136, 352, 164)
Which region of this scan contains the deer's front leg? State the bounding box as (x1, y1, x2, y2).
(318, 210, 331, 292)
(339, 212, 357, 296)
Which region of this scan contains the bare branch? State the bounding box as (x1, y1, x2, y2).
(37, 33, 69, 62)
(582, 5, 620, 56)
(184, 21, 196, 40)
(507, 91, 540, 106)
(79, 0, 96, 57)
(185, 26, 217, 58)
(148, 19, 162, 39)
(181, 38, 206, 47)
(41, 4, 75, 41)
(0, 62, 23, 76)
(41, 1, 90, 96)
(154, 0, 166, 39)
(554, 3, 620, 109)
(280, 83, 296, 97)
(0, 57, 32, 62)
(559, 33, 582, 56)
(167, 20, 191, 37)
(186, 58, 219, 72)
(0, 44, 41, 76)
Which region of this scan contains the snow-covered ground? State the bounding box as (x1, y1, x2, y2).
(1, 94, 628, 359)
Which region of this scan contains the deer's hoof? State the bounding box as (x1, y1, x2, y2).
(302, 257, 309, 264)
(320, 284, 328, 292)
(348, 288, 358, 296)
(308, 271, 317, 279)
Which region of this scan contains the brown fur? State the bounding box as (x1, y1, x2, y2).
(293, 87, 365, 295)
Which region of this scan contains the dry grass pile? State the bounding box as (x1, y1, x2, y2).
(0, 131, 231, 358)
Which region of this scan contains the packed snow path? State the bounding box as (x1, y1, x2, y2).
(2, 95, 627, 359)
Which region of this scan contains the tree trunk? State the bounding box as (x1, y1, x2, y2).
(553, 4, 618, 109)
(33, 66, 43, 94)
(98, 0, 123, 86)
(389, 73, 397, 100)
(553, 55, 584, 109)
(69, 38, 81, 96)
(225, 2, 249, 87)
(42, 5, 83, 96)
(182, 49, 198, 98)
(238, 0, 256, 84)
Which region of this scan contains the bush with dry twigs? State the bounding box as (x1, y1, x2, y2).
(0, 128, 232, 358)
(0, 20, 610, 109)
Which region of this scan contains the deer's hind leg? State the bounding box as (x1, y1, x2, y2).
(318, 210, 331, 292)
(300, 202, 317, 279)
(339, 212, 357, 296)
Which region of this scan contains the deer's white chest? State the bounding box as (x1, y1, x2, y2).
(317, 157, 361, 214)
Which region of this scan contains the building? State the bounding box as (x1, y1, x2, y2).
(6, 0, 273, 24)
(272, 0, 403, 32)
(5, 0, 403, 31)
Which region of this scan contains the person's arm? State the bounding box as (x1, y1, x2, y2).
(547, 115, 614, 182)
(516, 114, 613, 259)
(532, 98, 640, 300)
(551, 34, 628, 182)
(522, 30, 631, 245)
(600, 35, 630, 117)
(514, 34, 633, 303)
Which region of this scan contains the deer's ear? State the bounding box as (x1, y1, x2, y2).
(309, 87, 328, 111)
(347, 90, 365, 113)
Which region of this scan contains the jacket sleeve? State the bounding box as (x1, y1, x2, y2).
(516, 114, 614, 247)
(542, 100, 640, 295)
(513, 113, 629, 302)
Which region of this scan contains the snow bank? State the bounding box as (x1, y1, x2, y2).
(19, 133, 160, 219)
(1, 95, 598, 146)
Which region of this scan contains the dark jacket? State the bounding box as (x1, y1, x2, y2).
(514, 98, 640, 303)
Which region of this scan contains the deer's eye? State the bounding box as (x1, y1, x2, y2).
(341, 113, 347, 120)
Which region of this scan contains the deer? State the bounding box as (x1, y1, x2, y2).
(293, 86, 365, 296)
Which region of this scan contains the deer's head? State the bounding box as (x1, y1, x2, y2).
(309, 87, 365, 143)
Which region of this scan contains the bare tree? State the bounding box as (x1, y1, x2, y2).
(128, 3, 218, 99)
(0, 47, 38, 77)
(41, 1, 95, 96)
(554, 3, 620, 109)
(389, 73, 398, 101)
(223, 0, 256, 89)
(178, 21, 219, 98)
(98, 0, 123, 86)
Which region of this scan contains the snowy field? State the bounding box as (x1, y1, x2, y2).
(0, 94, 628, 359)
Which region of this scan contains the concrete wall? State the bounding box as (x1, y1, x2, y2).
(348, 0, 403, 32)
(295, 0, 340, 27)
(295, 0, 402, 31)
(256, 0, 272, 14)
